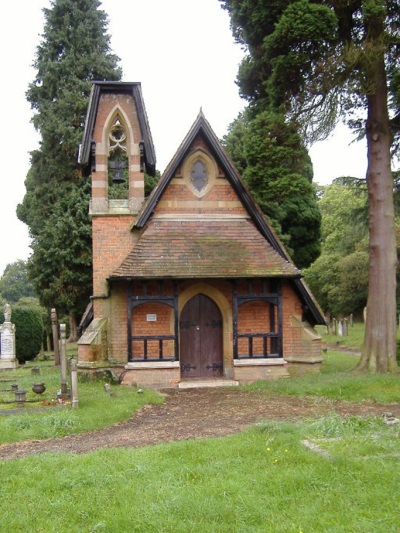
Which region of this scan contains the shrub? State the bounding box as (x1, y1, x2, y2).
(9, 306, 44, 363)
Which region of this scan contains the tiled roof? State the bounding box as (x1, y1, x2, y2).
(110, 219, 300, 279)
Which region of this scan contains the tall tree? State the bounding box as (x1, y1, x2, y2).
(17, 0, 122, 340)
(223, 110, 321, 267)
(221, 0, 400, 372)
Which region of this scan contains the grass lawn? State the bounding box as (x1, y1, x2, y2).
(245, 322, 400, 403)
(246, 350, 400, 403)
(0, 414, 398, 532)
(0, 328, 399, 532)
(0, 360, 163, 444)
(316, 321, 367, 351)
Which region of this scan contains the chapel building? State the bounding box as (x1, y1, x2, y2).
(77, 81, 325, 388)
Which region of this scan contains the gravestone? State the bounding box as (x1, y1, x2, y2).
(0, 303, 18, 369)
(338, 320, 343, 336)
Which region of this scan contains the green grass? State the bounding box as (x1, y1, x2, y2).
(245, 350, 400, 403)
(244, 322, 400, 403)
(0, 416, 398, 532)
(0, 361, 163, 444)
(1, 337, 399, 531)
(316, 321, 367, 351)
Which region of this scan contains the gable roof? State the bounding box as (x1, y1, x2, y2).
(135, 111, 287, 257)
(112, 111, 325, 325)
(78, 81, 156, 176)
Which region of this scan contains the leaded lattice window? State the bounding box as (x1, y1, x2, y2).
(108, 117, 129, 199)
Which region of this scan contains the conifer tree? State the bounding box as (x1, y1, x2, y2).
(17, 0, 122, 340)
(223, 109, 321, 268)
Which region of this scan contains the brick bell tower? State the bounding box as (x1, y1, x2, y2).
(77, 82, 156, 365)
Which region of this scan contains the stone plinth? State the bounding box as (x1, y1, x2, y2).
(0, 304, 18, 369)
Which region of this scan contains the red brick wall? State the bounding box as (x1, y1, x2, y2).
(281, 280, 317, 360)
(91, 93, 144, 203)
(92, 216, 137, 296)
(132, 302, 175, 359)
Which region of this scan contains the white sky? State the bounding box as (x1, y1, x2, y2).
(0, 0, 367, 277)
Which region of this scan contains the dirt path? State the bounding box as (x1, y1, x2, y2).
(0, 388, 398, 461)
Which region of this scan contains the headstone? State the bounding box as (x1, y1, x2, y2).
(70, 358, 79, 409)
(0, 303, 18, 369)
(343, 318, 348, 336)
(338, 320, 343, 336)
(51, 308, 60, 366)
(60, 324, 68, 396)
(332, 318, 337, 335)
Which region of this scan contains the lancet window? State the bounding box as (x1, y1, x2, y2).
(108, 117, 129, 199)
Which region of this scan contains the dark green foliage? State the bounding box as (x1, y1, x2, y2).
(17, 0, 122, 328)
(223, 110, 321, 268)
(0, 260, 37, 304)
(10, 306, 44, 363)
(145, 170, 161, 198)
(27, 0, 122, 156)
(221, 0, 400, 143)
(26, 180, 93, 316)
(221, 112, 248, 175)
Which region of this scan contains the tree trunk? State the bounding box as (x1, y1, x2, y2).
(357, 37, 398, 372)
(68, 312, 78, 343)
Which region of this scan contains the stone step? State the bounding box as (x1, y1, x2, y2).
(178, 379, 239, 389)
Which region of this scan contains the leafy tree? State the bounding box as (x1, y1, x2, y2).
(221, 0, 400, 372)
(0, 260, 37, 304)
(223, 109, 321, 268)
(304, 180, 369, 318)
(318, 179, 368, 256)
(17, 0, 122, 340)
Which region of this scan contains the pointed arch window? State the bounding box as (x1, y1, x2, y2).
(190, 159, 208, 193)
(108, 117, 129, 199)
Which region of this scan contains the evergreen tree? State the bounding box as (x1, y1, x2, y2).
(221, 0, 400, 373)
(17, 0, 122, 340)
(224, 110, 321, 268)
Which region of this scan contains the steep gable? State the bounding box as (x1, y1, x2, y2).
(110, 111, 325, 324)
(78, 81, 156, 177)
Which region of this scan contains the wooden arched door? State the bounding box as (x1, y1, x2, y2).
(180, 294, 223, 379)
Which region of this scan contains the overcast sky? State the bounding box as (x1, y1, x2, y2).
(0, 0, 367, 277)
